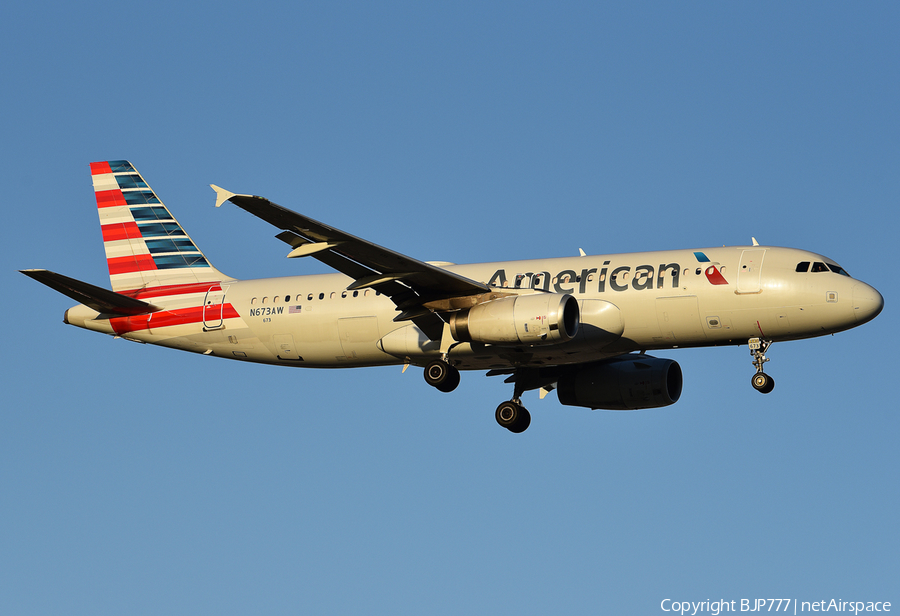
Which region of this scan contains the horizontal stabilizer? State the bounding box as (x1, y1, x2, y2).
(20, 269, 160, 316)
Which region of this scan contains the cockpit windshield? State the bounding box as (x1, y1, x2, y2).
(796, 261, 851, 277)
(827, 263, 851, 277)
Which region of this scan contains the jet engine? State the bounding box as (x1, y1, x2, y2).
(449, 293, 579, 346)
(557, 356, 682, 410)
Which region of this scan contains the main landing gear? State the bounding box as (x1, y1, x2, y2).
(423, 359, 533, 433)
(749, 337, 775, 394)
(494, 368, 534, 433)
(423, 358, 460, 393)
(495, 400, 531, 433)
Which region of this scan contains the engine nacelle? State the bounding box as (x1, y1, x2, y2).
(449, 293, 579, 346)
(557, 356, 682, 410)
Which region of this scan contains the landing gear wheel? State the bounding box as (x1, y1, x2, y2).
(495, 401, 531, 433)
(749, 338, 775, 394)
(424, 360, 460, 393)
(751, 372, 775, 394)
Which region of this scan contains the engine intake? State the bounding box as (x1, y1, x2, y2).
(449, 293, 579, 346)
(557, 356, 682, 410)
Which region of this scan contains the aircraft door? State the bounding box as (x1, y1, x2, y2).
(273, 334, 302, 361)
(202, 285, 228, 331)
(736, 250, 766, 294)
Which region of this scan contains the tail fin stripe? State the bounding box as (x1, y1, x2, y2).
(90, 161, 113, 175)
(114, 174, 149, 190)
(95, 189, 128, 208)
(152, 255, 210, 269)
(108, 254, 158, 275)
(135, 222, 186, 237)
(101, 222, 143, 242)
(122, 190, 161, 205)
(130, 206, 170, 221)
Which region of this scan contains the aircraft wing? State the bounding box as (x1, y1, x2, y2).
(212, 186, 492, 339)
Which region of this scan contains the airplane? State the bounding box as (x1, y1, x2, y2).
(21, 160, 884, 433)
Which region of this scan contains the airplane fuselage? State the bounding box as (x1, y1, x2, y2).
(63, 245, 882, 371)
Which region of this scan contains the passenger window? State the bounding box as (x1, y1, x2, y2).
(307, 293, 313, 301)
(285, 295, 290, 302)
(296, 294, 303, 302)
(250, 297, 257, 305)
(330, 292, 336, 299)
(796, 262, 810, 272)
(262, 297, 268, 304)
(812, 262, 829, 273)
(341, 291, 347, 298)
(274, 296, 280, 303)
(318, 292, 324, 300)
(353, 290, 359, 298)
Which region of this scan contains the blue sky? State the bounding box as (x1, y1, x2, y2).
(2, 2, 897, 614)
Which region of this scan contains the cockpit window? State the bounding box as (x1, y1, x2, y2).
(795, 261, 810, 272)
(811, 262, 829, 273)
(827, 263, 851, 277)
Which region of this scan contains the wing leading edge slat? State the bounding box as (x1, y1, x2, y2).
(213, 188, 489, 298)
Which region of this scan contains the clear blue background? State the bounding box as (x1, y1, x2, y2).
(2, 2, 897, 614)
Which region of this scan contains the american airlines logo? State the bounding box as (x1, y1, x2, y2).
(488, 254, 728, 295)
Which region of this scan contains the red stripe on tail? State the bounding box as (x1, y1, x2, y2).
(95, 189, 128, 208)
(101, 222, 142, 242)
(108, 254, 158, 275)
(90, 161, 113, 175)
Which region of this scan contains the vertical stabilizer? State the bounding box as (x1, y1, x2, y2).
(91, 160, 232, 292)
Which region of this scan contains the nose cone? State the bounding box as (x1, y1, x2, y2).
(852, 282, 884, 324)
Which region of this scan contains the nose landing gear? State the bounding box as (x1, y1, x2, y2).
(749, 338, 775, 394)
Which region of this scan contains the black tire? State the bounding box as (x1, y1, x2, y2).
(751, 372, 774, 394)
(437, 365, 460, 393)
(508, 407, 531, 433)
(424, 360, 460, 393)
(495, 401, 531, 433)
